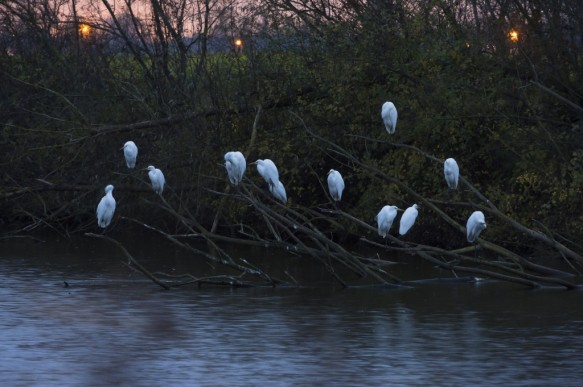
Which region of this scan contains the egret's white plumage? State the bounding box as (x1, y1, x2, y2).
(224, 151, 246, 186)
(255, 159, 279, 188)
(466, 211, 487, 243)
(381, 101, 398, 134)
(376, 205, 399, 238)
(96, 184, 116, 228)
(122, 141, 138, 169)
(444, 158, 459, 190)
(147, 165, 165, 195)
(327, 169, 345, 202)
(399, 204, 419, 236)
(269, 180, 287, 203)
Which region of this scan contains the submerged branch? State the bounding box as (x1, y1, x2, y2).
(85, 232, 171, 290)
(132, 193, 285, 287)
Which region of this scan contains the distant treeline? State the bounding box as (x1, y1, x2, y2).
(1, 0, 582, 255)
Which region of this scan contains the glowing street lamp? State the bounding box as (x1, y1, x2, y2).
(234, 38, 243, 48)
(509, 29, 519, 42)
(79, 23, 91, 38)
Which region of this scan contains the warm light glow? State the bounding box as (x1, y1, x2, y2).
(79, 23, 91, 38)
(509, 29, 519, 42)
(234, 38, 243, 47)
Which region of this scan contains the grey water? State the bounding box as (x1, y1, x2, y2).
(1, 234, 583, 386)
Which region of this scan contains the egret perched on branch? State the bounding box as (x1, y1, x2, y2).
(381, 101, 398, 134)
(444, 158, 459, 190)
(269, 180, 287, 203)
(96, 184, 116, 228)
(327, 169, 345, 202)
(466, 211, 487, 243)
(224, 151, 246, 186)
(254, 159, 279, 188)
(146, 165, 165, 195)
(121, 141, 138, 169)
(399, 204, 419, 236)
(376, 205, 398, 238)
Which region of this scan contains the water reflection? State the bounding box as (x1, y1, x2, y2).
(1, 236, 583, 385)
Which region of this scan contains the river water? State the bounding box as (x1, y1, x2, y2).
(1, 233, 583, 386)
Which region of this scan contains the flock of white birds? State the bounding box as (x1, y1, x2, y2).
(96, 101, 487, 246)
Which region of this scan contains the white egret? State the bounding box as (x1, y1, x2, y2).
(146, 165, 165, 195)
(224, 151, 246, 186)
(444, 158, 459, 190)
(327, 169, 345, 202)
(376, 205, 398, 238)
(399, 204, 419, 236)
(381, 101, 398, 134)
(254, 159, 279, 188)
(466, 211, 487, 243)
(96, 184, 116, 228)
(121, 141, 138, 169)
(269, 180, 287, 203)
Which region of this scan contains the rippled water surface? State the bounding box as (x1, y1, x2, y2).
(1, 235, 583, 386)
